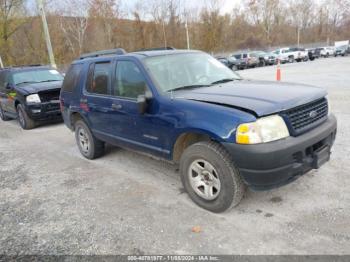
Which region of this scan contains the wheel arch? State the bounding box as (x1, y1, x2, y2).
(171, 129, 222, 163)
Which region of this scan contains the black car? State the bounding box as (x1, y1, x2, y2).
(215, 56, 238, 70)
(0, 65, 64, 129)
(307, 48, 321, 61)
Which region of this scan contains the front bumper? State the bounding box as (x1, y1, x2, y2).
(26, 101, 62, 121)
(223, 114, 337, 191)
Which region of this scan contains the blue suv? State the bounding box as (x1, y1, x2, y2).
(60, 49, 337, 213)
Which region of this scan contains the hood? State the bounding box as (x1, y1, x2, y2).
(174, 80, 327, 117)
(15, 81, 62, 95)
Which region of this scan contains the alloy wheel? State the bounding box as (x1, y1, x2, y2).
(188, 159, 221, 201)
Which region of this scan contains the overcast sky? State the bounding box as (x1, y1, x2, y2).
(28, 0, 240, 16)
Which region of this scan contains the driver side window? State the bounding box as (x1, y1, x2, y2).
(113, 61, 148, 99)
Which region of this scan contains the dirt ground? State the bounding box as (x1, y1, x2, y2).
(0, 56, 349, 255)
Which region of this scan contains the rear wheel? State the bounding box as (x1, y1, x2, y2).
(17, 104, 36, 130)
(75, 120, 105, 160)
(180, 141, 246, 213)
(288, 56, 294, 63)
(0, 103, 10, 121)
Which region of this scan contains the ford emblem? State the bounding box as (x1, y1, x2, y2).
(309, 110, 318, 118)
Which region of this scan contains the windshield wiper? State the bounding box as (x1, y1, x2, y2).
(167, 84, 211, 92)
(39, 80, 61, 83)
(16, 81, 39, 85)
(211, 78, 236, 85)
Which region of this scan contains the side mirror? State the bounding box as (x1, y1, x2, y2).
(5, 82, 14, 90)
(137, 91, 152, 115)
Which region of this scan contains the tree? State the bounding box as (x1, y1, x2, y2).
(0, 0, 25, 64)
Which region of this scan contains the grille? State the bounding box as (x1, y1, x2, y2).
(39, 89, 60, 102)
(285, 98, 328, 135)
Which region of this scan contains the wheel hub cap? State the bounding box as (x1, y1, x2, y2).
(78, 128, 90, 154)
(188, 159, 221, 201)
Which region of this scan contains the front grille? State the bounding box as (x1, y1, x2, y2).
(284, 98, 328, 135)
(39, 89, 60, 102)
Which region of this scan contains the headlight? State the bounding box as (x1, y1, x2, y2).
(26, 94, 41, 103)
(236, 115, 290, 144)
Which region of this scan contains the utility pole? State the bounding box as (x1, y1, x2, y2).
(185, 14, 190, 50)
(0, 56, 4, 68)
(37, 0, 56, 69)
(297, 27, 301, 47)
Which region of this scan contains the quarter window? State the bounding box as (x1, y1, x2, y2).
(113, 61, 147, 99)
(62, 64, 82, 93)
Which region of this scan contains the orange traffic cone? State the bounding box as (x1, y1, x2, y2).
(276, 59, 281, 81)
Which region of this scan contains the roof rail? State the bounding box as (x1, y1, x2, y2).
(136, 47, 176, 52)
(80, 48, 127, 60)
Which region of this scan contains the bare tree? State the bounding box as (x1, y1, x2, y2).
(46, 0, 88, 57)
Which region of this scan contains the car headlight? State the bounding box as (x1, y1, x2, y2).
(236, 115, 290, 144)
(26, 94, 41, 103)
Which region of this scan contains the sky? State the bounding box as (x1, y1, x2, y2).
(27, 0, 240, 16)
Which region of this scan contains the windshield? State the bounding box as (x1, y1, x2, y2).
(13, 69, 63, 85)
(143, 53, 241, 92)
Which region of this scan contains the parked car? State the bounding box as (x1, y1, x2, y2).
(60, 48, 337, 213)
(273, 47, 308, 63)
(253, 51, 276, 66)
(215, 56, 238, 71)
(319, 47, 335, 57)
(230, 52, 259, 69)
(0, 65, 64, 129)
(335, 45, 349, 57)
(307, 48, 321, 61)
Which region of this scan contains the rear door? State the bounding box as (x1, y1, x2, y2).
(84, 60, 115, 136)
(0, 71, 7, 110)
(0, 71, 15, 113)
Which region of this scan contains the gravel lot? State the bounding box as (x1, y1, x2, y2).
(0, 57, 350, 255)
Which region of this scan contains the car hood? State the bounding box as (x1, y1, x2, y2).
(173, 80, 327, 117)
(15, 81, 62, 95)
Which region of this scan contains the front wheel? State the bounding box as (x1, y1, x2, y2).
(75, 120, 105, 160)
(230, 65, 238, 71)
(180, 141, 246, 213)
(17, 104, 36, 130)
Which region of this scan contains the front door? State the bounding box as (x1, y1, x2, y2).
(107, 59, 167, 156)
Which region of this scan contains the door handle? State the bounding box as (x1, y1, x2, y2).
(111, 103, 122, 110)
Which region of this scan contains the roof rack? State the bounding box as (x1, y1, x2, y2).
(136, 47, 176, 52)
(80, 48, 127, 60)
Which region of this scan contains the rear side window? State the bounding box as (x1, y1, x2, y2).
(62, 64, 83, 92)
(86, 62, 112, 95)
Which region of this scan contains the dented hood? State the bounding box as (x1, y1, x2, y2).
(174, 80, 327, 117)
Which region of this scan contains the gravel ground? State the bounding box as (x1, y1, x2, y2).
(0, 56, 350, 255)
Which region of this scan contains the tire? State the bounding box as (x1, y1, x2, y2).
(288, 56, 294, 63)
(75, 120, 105, 160)
(17, 104, 36, 130)
(180, 141, 246, 213)
(230, 65, 238, 71)
(0, 103, 10, 121)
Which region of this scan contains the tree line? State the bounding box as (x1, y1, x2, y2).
(0, 0, 349, 68)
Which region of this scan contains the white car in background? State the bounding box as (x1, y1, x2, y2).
(273, 47, 308, 63)
(319, 47, 335, 57)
